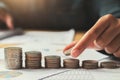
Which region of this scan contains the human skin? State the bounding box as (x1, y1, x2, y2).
(0, 9, 14, 29)
(64, 14, 120, 58)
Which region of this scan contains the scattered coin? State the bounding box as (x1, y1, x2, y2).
(4, 47, 22, 69)
(82, 60, 98, 69)
(100, 61, 118, 69)
(63, 58, 79, 68)
(25, 51, 42, 69)
(63, 48, 72, 56)
(45, 55, 61, 68)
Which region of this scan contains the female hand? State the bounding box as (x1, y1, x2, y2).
(64, 14, 120, 58)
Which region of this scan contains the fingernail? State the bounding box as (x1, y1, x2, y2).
(71, 49, 81, 58)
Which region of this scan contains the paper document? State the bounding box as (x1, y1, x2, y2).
(0, 29, 75, 59)
(0, 29, 120, 80)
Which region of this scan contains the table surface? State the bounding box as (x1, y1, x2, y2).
(0, 30, 85, 48)
(25, 30, 85, 41)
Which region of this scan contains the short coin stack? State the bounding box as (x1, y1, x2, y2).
(4, 47, 22, 69)
(45, 55, 61, 68)
(63, 58, 79, 68)
(82, 60, 98, 69)
(100, 61, 118, 69)
(25, 51, 42, 69)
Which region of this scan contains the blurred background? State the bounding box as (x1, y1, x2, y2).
(0, 0, 99, 30)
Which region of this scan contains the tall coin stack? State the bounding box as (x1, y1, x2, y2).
(25, 51, 42, 69)
(63, 58, 79, 68)
(45, 55, 61, 68)
(4, 47, 22, 69)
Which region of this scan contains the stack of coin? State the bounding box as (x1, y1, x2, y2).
(100, 61, 118, 69)
(63, 58, 79, 68)
(25, 51, 42, 69)
(45, 55, 61, 68)
(4, 47, 22, 69)
(82, 60, 98, 69)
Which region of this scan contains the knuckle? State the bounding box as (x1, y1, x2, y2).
(105, 45, 117, 53)
(101, 14, 116, 23)
(114, 52, 120, 58)
(116, 23, 120, 29)
(113, 19, 120, 29)
(96, 37, 107, 48)
(104, 14, 114, 20)
(99, 14, 116, 26)
(92, 29, 101, 37)
(114, 25, 119, 30)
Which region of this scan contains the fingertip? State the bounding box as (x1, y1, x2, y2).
(71, 49, 81, 58)
(71, 47, 85, 58)
(63, 41, 77, 52)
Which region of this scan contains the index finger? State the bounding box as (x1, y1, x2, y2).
(71, 15, 111, 57)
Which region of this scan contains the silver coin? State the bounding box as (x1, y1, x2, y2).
(82, 60, 98, 69)
(63, 48, 72, 56)
(100, 61, 118, 69)
(63, 58, 79, 68)
(4, 47, 22, 69)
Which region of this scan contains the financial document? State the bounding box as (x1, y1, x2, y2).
(0, 29, 75, 59)
(0, 29, 120, 80)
